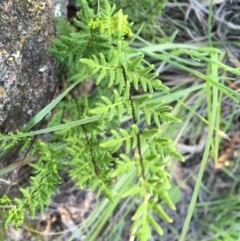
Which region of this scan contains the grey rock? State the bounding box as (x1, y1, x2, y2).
(0, 0, 59, 133)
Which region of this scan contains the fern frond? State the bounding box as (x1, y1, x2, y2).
(47, 1, 182, 239)
(64, 126, 115, 197)
(131, 192, 151, 241)
(99, 125, 138, 154)
(100, 0, 116, 16)
(121, 60, 157, 93)
(2, 140, 60, 228)
(147, 213, 164, 236)
(110, 154, 136, 177)
(89, 90, 128, 121)
(150, 201, 173, 223)
(74, 0, 95, 29)
(80, 54, 115, 85)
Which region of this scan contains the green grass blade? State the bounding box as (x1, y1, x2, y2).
(0, 115, 100, 140)
(23, 78, 84, 132)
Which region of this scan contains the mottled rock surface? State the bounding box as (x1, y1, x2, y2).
(0, 0, 57, 133)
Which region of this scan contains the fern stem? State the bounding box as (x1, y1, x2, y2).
(82, 126, 99, 176)
(121, 65, 146, 180)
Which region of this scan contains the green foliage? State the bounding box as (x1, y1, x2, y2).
(49, 0, 133, 76)
(0, 131, 30, 160)
(195, 193, 240, 241)
(51, 0, 181, 239)
(0, 0, 182, 239)
(76, 0, 167, 29)
(1, 140, 60, 228)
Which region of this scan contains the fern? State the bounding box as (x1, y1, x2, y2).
(64, 124, 115, 198)
(0, 0, 183, 239)
(70, 1, 182, 239)
(77, 0, 167, 30)
(1, 140, 60, 228)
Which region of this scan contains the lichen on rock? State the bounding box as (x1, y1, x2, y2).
(0, 0, 58, 133)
